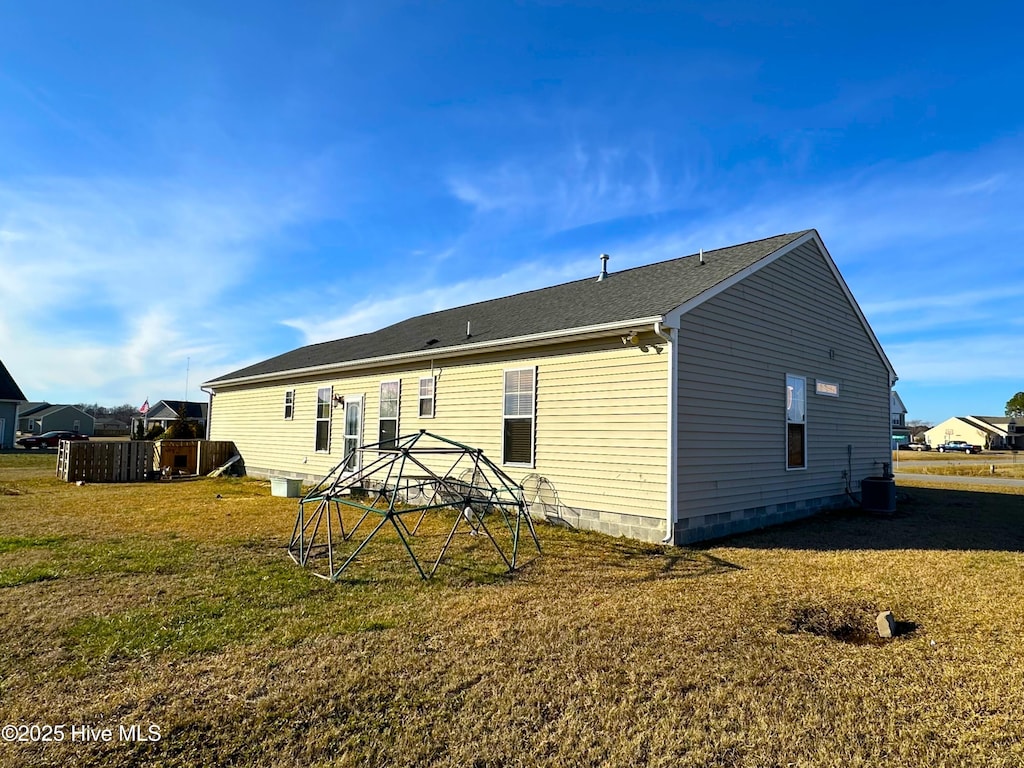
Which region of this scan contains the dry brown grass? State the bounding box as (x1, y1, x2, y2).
(894, 449, 1023, 462)
(906, 464, 1024, 479)
(2, 452, 1024, 766)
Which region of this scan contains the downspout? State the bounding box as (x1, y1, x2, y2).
(654, 321, 677, 543)
(201, 386, 214, 441)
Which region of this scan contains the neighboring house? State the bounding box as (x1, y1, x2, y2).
(205, 229, 897, 545)
(0, 360, 27, 449)
(890, 391, 911, 448)
(137, 400, 209, 435)
(17, 404, 95, 436)
(925, 416, 1021, 450)
(15, 402, 49, 433)
(94, 417, 131, 437)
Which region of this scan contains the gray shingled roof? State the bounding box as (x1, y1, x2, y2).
(149, 400, 208, 420)
(209, 231, 810, 384)
(0, 360, 26, 402)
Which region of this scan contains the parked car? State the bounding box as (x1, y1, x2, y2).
(937, 440, 982, 454)
(16, 431, 90, 449)
(906, 442, 931, 451)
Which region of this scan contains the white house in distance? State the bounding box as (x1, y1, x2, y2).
(924, 416, 1021, 450)
(134, 400, 210, 436)
(204, 230, 897, 545)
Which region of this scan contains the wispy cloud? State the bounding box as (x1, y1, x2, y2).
(447, 139, 703, 234)
(286, 137, 1024, 379)
(283, 256, 594, 345)
(0, 174, 311, 403)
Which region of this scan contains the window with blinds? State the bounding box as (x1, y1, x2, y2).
(379, 380, 400, 450)
(503, 368, 535, 465)
(418, 377, 435, 418)
(315, 387, 331, 452)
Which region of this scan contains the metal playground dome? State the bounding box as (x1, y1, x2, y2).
(288, 430, 541, 581)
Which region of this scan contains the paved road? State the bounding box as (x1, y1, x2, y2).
(895, 472, 1024, 488)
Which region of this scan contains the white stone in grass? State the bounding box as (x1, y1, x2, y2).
(876, 610, 895, 638)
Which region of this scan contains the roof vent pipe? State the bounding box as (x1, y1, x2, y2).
(699, 248, 705, 266)
(466, 321, 471, 339)
(597, 253, 610, 281)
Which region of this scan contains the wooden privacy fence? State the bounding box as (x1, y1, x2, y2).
(57, 440, 154, 483)
(57, 440, 238, 483)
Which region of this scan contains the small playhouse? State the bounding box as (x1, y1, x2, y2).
(287, 430, 541, 581)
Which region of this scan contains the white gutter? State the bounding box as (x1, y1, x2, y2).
(204, 315, 664, 390)
(654, 320, 677, 544)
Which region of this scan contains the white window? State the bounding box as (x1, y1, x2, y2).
(503, 368, 536, 466)
(379, 380, 400, 449)
(418, 377, 435, 418)
(786, 374, 806, 470)
(72, 419, 81, 432)
(343, 395, 363, 472)
(315, 387, 332, 452)
(283, 390, 295, 420)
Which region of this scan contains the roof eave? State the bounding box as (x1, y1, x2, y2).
(204, 315, 666, 390)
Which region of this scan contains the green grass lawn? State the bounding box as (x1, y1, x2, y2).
(1, 452, 1024, 766)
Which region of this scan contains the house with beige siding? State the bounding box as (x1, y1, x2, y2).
(924, 416, 1020, 450)
(204, 230, 896, 544)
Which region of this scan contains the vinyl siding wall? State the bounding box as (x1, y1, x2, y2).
(674, 240, 891, 542)
(34, 409, 95, 436)
(0, 402, 17, 449)
(209, 335, 669, 539)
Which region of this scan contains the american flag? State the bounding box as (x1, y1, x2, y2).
(139, 399, 149, 414)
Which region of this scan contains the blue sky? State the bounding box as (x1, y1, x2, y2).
(0, 1, 1021, 425)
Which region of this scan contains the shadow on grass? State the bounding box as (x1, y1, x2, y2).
(541, 532, 745, 582)
(719, 486, 1024, 552)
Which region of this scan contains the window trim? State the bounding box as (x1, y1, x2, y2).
(314, 386, 332, 453)
(502, 366, 536, 468)
(283, 389, 295, 420)
(342, 393, 364, 472)
(786, 373, 807, 471)
(418, 376, 435, 418)
(378, 380, 401, 450)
